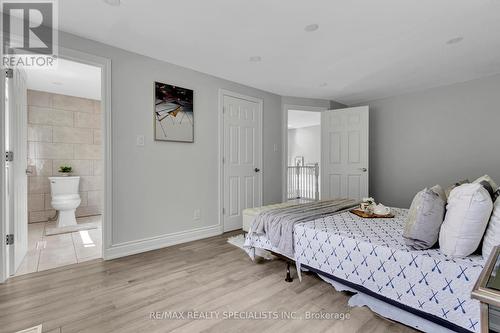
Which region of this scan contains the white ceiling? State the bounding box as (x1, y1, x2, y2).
(288, 110, 321, 129)
(59, 0, 500, 104)
(26, 58, 101, 100)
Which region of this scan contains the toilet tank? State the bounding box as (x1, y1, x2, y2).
(49, 176, 81, 197)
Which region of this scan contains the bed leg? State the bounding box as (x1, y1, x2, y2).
(285, 262, 293, 282)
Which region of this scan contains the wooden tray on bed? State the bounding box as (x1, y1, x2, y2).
(349, 208, 395, 219)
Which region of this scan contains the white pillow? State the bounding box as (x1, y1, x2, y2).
(439, 183, 493, 257)
(482, 198, 500, 260)
(473, 175, 498, 192)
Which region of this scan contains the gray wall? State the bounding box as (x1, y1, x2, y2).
(58, 32, 284, 245)
(288, 125, 321, 165)
(365, 74, 500, 208)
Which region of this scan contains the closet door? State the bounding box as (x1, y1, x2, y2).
(321, 106, 369, 200)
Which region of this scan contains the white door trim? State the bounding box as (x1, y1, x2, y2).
(218, 89, 263, 231)
(0, 69, 7, 283)
(281, 104, 328, 202)
(0, 48, 112, 283)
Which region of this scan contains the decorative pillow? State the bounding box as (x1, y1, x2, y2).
(479, 180, 495, 199)
(439, 183, 493, 257)
(473, 175, 498, 193)
(494, 188, 500, 202)
(444, 179, 469, 199)
(482, 198, 500, 260)
(404, 185, 446, 250)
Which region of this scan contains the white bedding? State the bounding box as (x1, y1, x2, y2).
(244, 208, 484, 332)
(294, 208, 484, 332)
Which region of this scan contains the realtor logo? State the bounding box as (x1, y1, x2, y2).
(1, 0, 58, 67)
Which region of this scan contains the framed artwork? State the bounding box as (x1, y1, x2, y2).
(154, 81, 194, 142)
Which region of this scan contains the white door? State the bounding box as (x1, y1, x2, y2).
(1, 68, 10, 282)
(7, 68, 28, 275)
(321, 106, 369, 200)
(223, 93, 262, 232)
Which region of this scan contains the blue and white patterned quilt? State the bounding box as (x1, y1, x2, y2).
(245, 208, 484, 332)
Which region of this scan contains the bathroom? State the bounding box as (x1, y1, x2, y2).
(15, 59, 103, 275)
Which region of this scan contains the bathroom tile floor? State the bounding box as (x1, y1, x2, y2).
(15, 215, 102, 276)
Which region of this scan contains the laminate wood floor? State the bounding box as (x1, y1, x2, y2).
(0, 231, 417, 333)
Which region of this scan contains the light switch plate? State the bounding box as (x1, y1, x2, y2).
(136, 135, 145, 146)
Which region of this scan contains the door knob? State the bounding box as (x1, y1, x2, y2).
(359, 168, 367, 172)
(254, 168, 260, 173)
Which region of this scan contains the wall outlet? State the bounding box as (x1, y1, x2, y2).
(193, 209, 201, 220)
(136, 135, 145, 146)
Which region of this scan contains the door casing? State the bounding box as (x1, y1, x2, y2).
(0, 46, 112, 283)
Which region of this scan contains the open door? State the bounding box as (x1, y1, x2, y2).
(321, 106, 369, 200)
(2, 68, 29, 276)
(1, 68, 8, 282)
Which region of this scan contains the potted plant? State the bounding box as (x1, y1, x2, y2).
(58, 165, 73, 176)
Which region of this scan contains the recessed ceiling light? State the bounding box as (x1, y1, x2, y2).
(319, 82, 328, 87)
(249, 56, 262, 62)
(446, 37, 464, 45)
(103, 0, 120, 6)
(304, 24, 319, 32)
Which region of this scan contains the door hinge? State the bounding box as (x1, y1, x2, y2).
(5, 68, 13, 78)
(222, 157, 225, 164)
(5, 151, 13, 162)
(222, 208, 225, 215)
(6, 234, 14, 245)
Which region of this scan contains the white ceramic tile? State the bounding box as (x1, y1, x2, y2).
(87, 191, 102, 208)
(29, 210, 55, 223)
(28, 90, 52, 107)
(16, 218, 101, 275)
(74, 144, 101, 160)
(72, 228, 102, 262)
(53, 126, 93, 144)
(29, 106, 74, 127)
(93, 100, 101, 113)
(27, 159, 53, 176)
(79, 176, 103, 191)
(93, 129, 102, 145)
(74, 112, 101, 129)
(38, 249, 77, 271)
(76, 205, 101, 217)
(92, 160, 103, 176)
(15, 249, 40, 275)
(79, 192, 88, 207)
(28, 177, 50, 194)
(29, 142, 74, 160)
(28, 125, 53, 142)
(28, 194, 45, 212)
(42, 233, 74, 250)
(52, 94, 94, 112)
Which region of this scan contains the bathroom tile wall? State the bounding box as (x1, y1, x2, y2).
(27, 90, 103, 223)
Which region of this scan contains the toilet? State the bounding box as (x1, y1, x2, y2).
(49, 176, 82, 228)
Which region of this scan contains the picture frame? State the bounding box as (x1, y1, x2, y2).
(154, 81, 194, 142)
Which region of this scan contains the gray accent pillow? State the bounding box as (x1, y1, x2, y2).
(404, 185, 446, 250)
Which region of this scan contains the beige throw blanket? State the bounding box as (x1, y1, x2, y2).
(250, 199, 359, 258)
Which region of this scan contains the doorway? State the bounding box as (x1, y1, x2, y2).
(1, 51, 110, 281)
(283, 105, 369, 203)
(284, 105, 327, 202)
(220, 90, 263, 232)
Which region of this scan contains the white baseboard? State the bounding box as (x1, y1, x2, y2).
(104, 224, 223, 260)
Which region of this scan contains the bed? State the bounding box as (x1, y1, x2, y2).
(244, 206, 484, 333)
